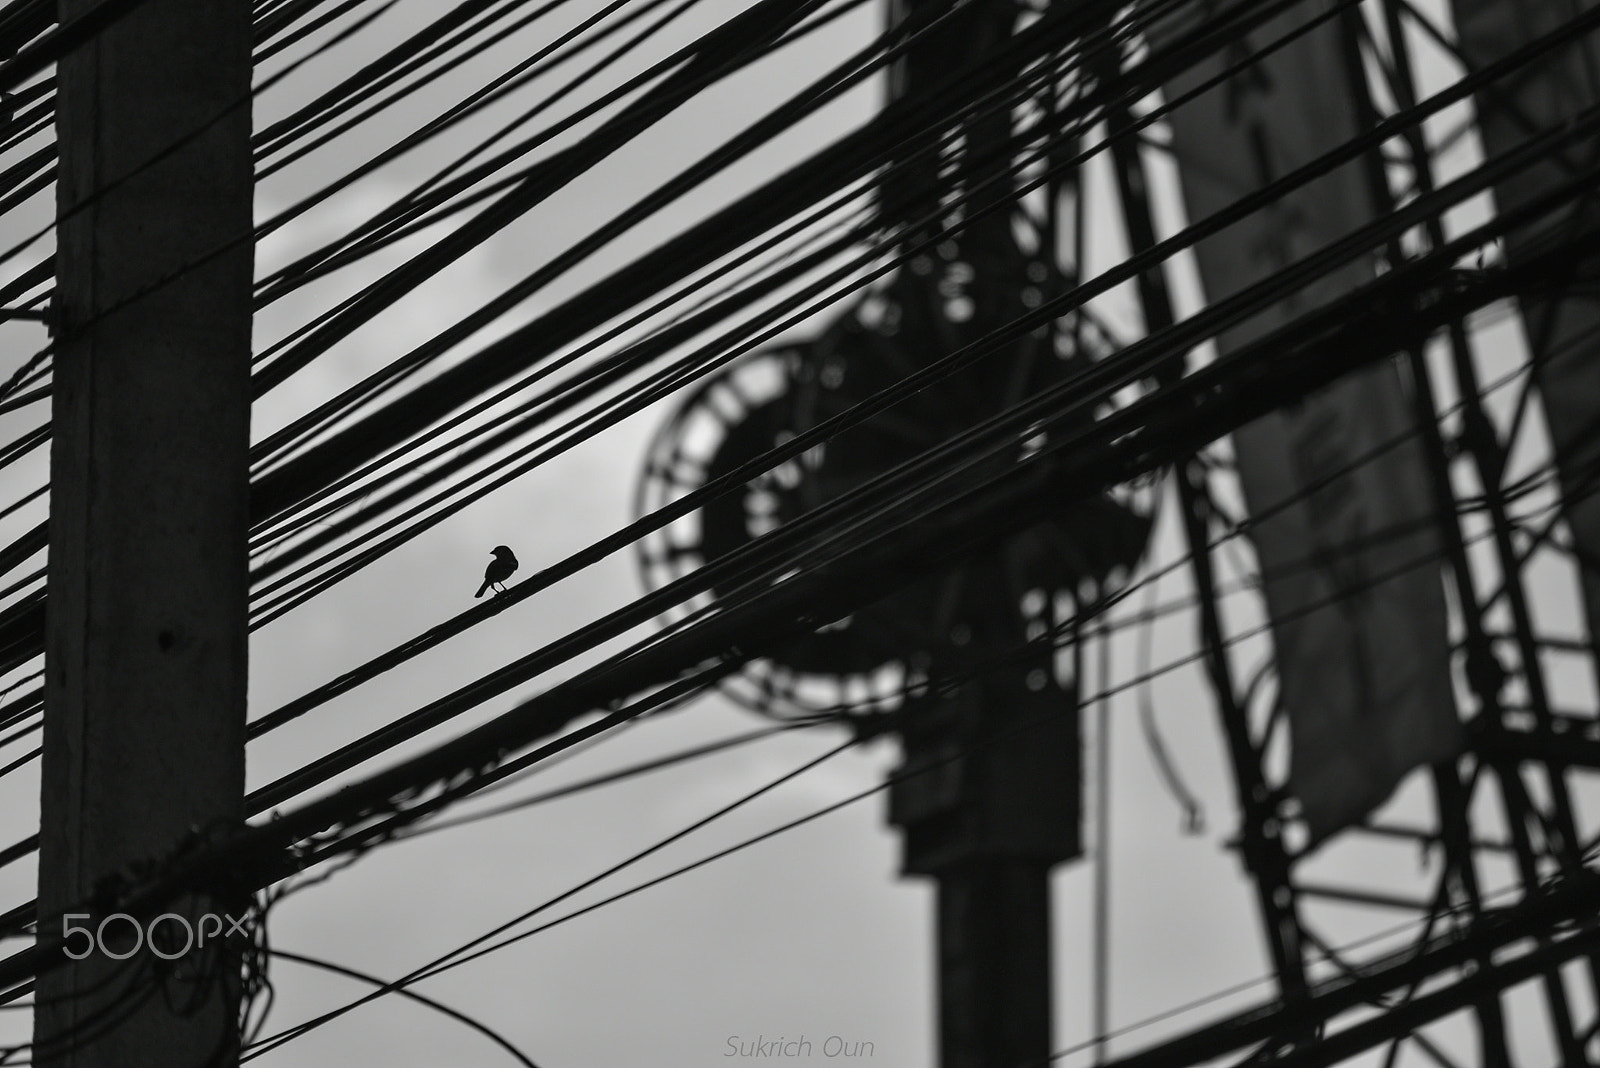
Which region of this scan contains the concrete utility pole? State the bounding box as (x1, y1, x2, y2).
(37, 0, 253, 1065)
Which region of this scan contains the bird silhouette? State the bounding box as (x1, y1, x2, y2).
(475, 545, 518, 598)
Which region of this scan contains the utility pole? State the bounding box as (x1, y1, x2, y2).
(881, 2, 1081, 1065)
(36, 0, 253, 1065)
(891, 643, 1077, 1068)
(633, 2, 1137, 1061)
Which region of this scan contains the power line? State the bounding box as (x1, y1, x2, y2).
(3, 207, 1574, 975)
(2, 174, 1586, 900)
(266, 948, 540, 1068)
(242, 731, 866, 1059)
(236, 0, 1574, 626)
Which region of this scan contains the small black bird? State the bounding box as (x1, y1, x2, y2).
(475, 545, 518, 598)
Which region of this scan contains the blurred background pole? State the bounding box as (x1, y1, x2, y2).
(37, 0, 253, 1065)
(882, 2, 1079, 1065)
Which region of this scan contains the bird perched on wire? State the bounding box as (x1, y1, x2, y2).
(475, 545, 518, 598)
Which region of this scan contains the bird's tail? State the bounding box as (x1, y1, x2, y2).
(475, 580, 490, 598)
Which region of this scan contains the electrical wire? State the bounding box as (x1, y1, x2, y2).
(236, 0, 1561, 617)
(213, 193, 1600, 825)
(244, 0, 980, 445)
(6, 252, 1593, 1061)
(236, 0, 1363, 626)
(267, 948, 540, 1068)
(242, 730, 865, 1059)
(241, 622, 1600, 1063)
(393, 720, 822, 842)
(196, 254, 1600, 940)
(0, 0, 1523, 613)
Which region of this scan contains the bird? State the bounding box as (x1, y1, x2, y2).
(475, 545, 518, 598)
